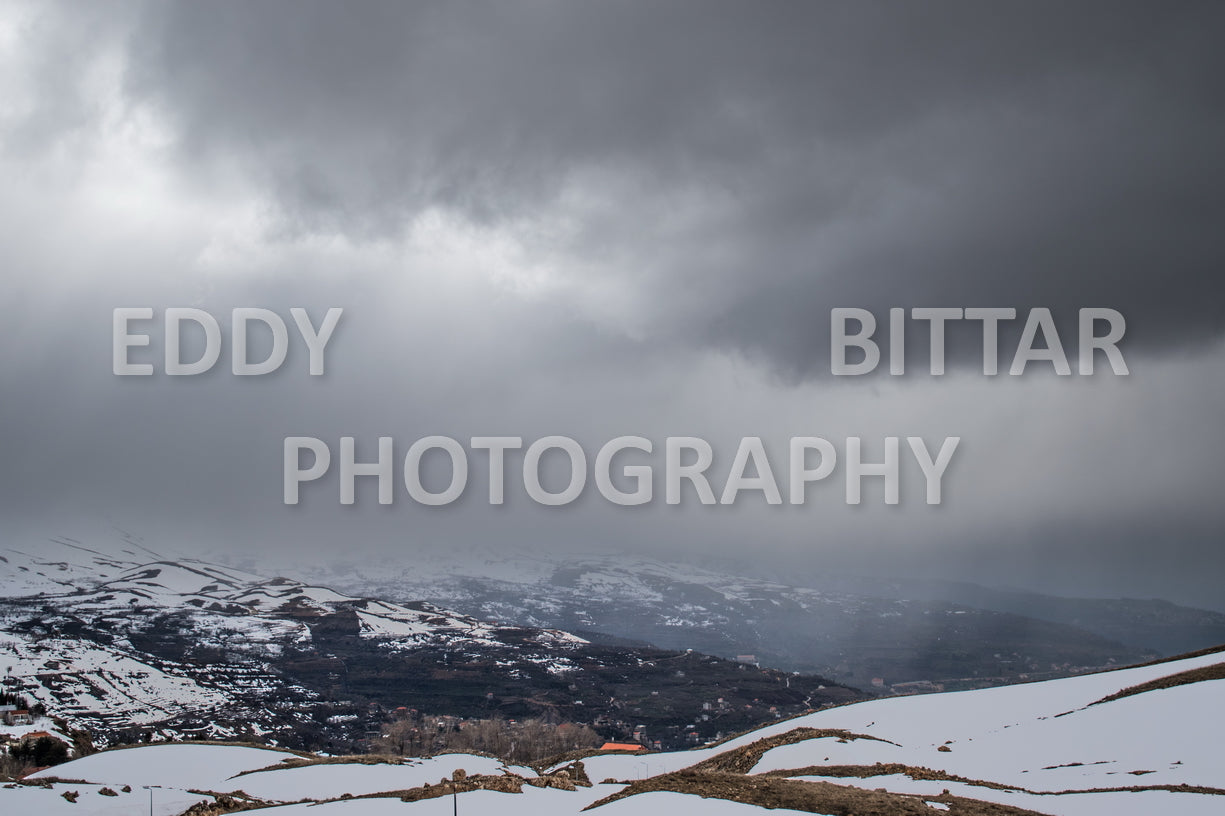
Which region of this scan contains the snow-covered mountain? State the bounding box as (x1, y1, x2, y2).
(6, 646, 1223, 816)
(0, 533, 858, 751)
(295, 551, 1154, 689)
(1, 535, 575, 647)
(0, 535, 583, 745)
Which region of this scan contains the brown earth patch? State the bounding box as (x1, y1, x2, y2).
(584, 769, 1054, 815)
(761, 764, 1225, 798)
(180, 793, 269, 816)
(230, 752, 412, 778)
(691, 727, 900, 775)
(761, 763, 1021, 793)
(1089, 662, 1225, 706)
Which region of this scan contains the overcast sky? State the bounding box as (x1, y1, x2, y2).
(2, 1, 1223, 609)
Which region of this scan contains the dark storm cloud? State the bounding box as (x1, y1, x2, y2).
(2, 0, 1224, 611)
(116, 0, 1225, 376)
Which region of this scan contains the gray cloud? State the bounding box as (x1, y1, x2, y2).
(1, 1, 1223, 610)
(113, 0, 1225, 374)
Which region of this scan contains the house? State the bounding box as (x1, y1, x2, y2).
(3, 709, 32, 726)
(599, 742, 646, 753)
(735, 655, 758, 665)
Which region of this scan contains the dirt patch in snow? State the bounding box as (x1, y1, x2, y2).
(230, 752, 412, 777)
(761, 763, 1021, 793)
(298, 763, 592, 807)
(691, 727, 900, 775)
(1089, 662, 1225, 706)
(760, 765, 1225, 799)
(585, 769, 1054, 815)
(180, 793, 269, 816)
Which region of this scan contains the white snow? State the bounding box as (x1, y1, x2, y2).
(747, 657, 1225, 792)
(573, 651, 1225, 815)
(594, 792, 824, 815)
(28, 743, 295, 790)
(0, 781, 209, 816)
(0, 714, 65, 742)
(235, 754, 521, 801)
(0, 631, 236, 723)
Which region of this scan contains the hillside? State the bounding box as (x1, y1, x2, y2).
(0, 535, 858, 751)
(296, 552, 1154, 689)
(4, 647, 1222, 815)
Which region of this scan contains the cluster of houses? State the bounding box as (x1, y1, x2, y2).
(1, 702, 71, 761)
(4, 729, 57, 744)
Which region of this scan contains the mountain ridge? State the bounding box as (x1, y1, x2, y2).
(0, 535, 858, 751)
(289, 551, 1165, 689)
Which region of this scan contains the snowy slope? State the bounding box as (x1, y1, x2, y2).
(5, 649, 1223, 816)
(578, 648, 1225, 816)
(247, 789, 813, 816)
(0, 781, 211, 816)
(30, 743, 295, 790)
(233, 754, 528, 801)
(0, 534, 157, 597)
(13, 746, 770, 816)
(0, 535, 586, 745)
(0, 630, 235, 725)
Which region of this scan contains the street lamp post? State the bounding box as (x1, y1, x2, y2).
(142, 784, 161, 816)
